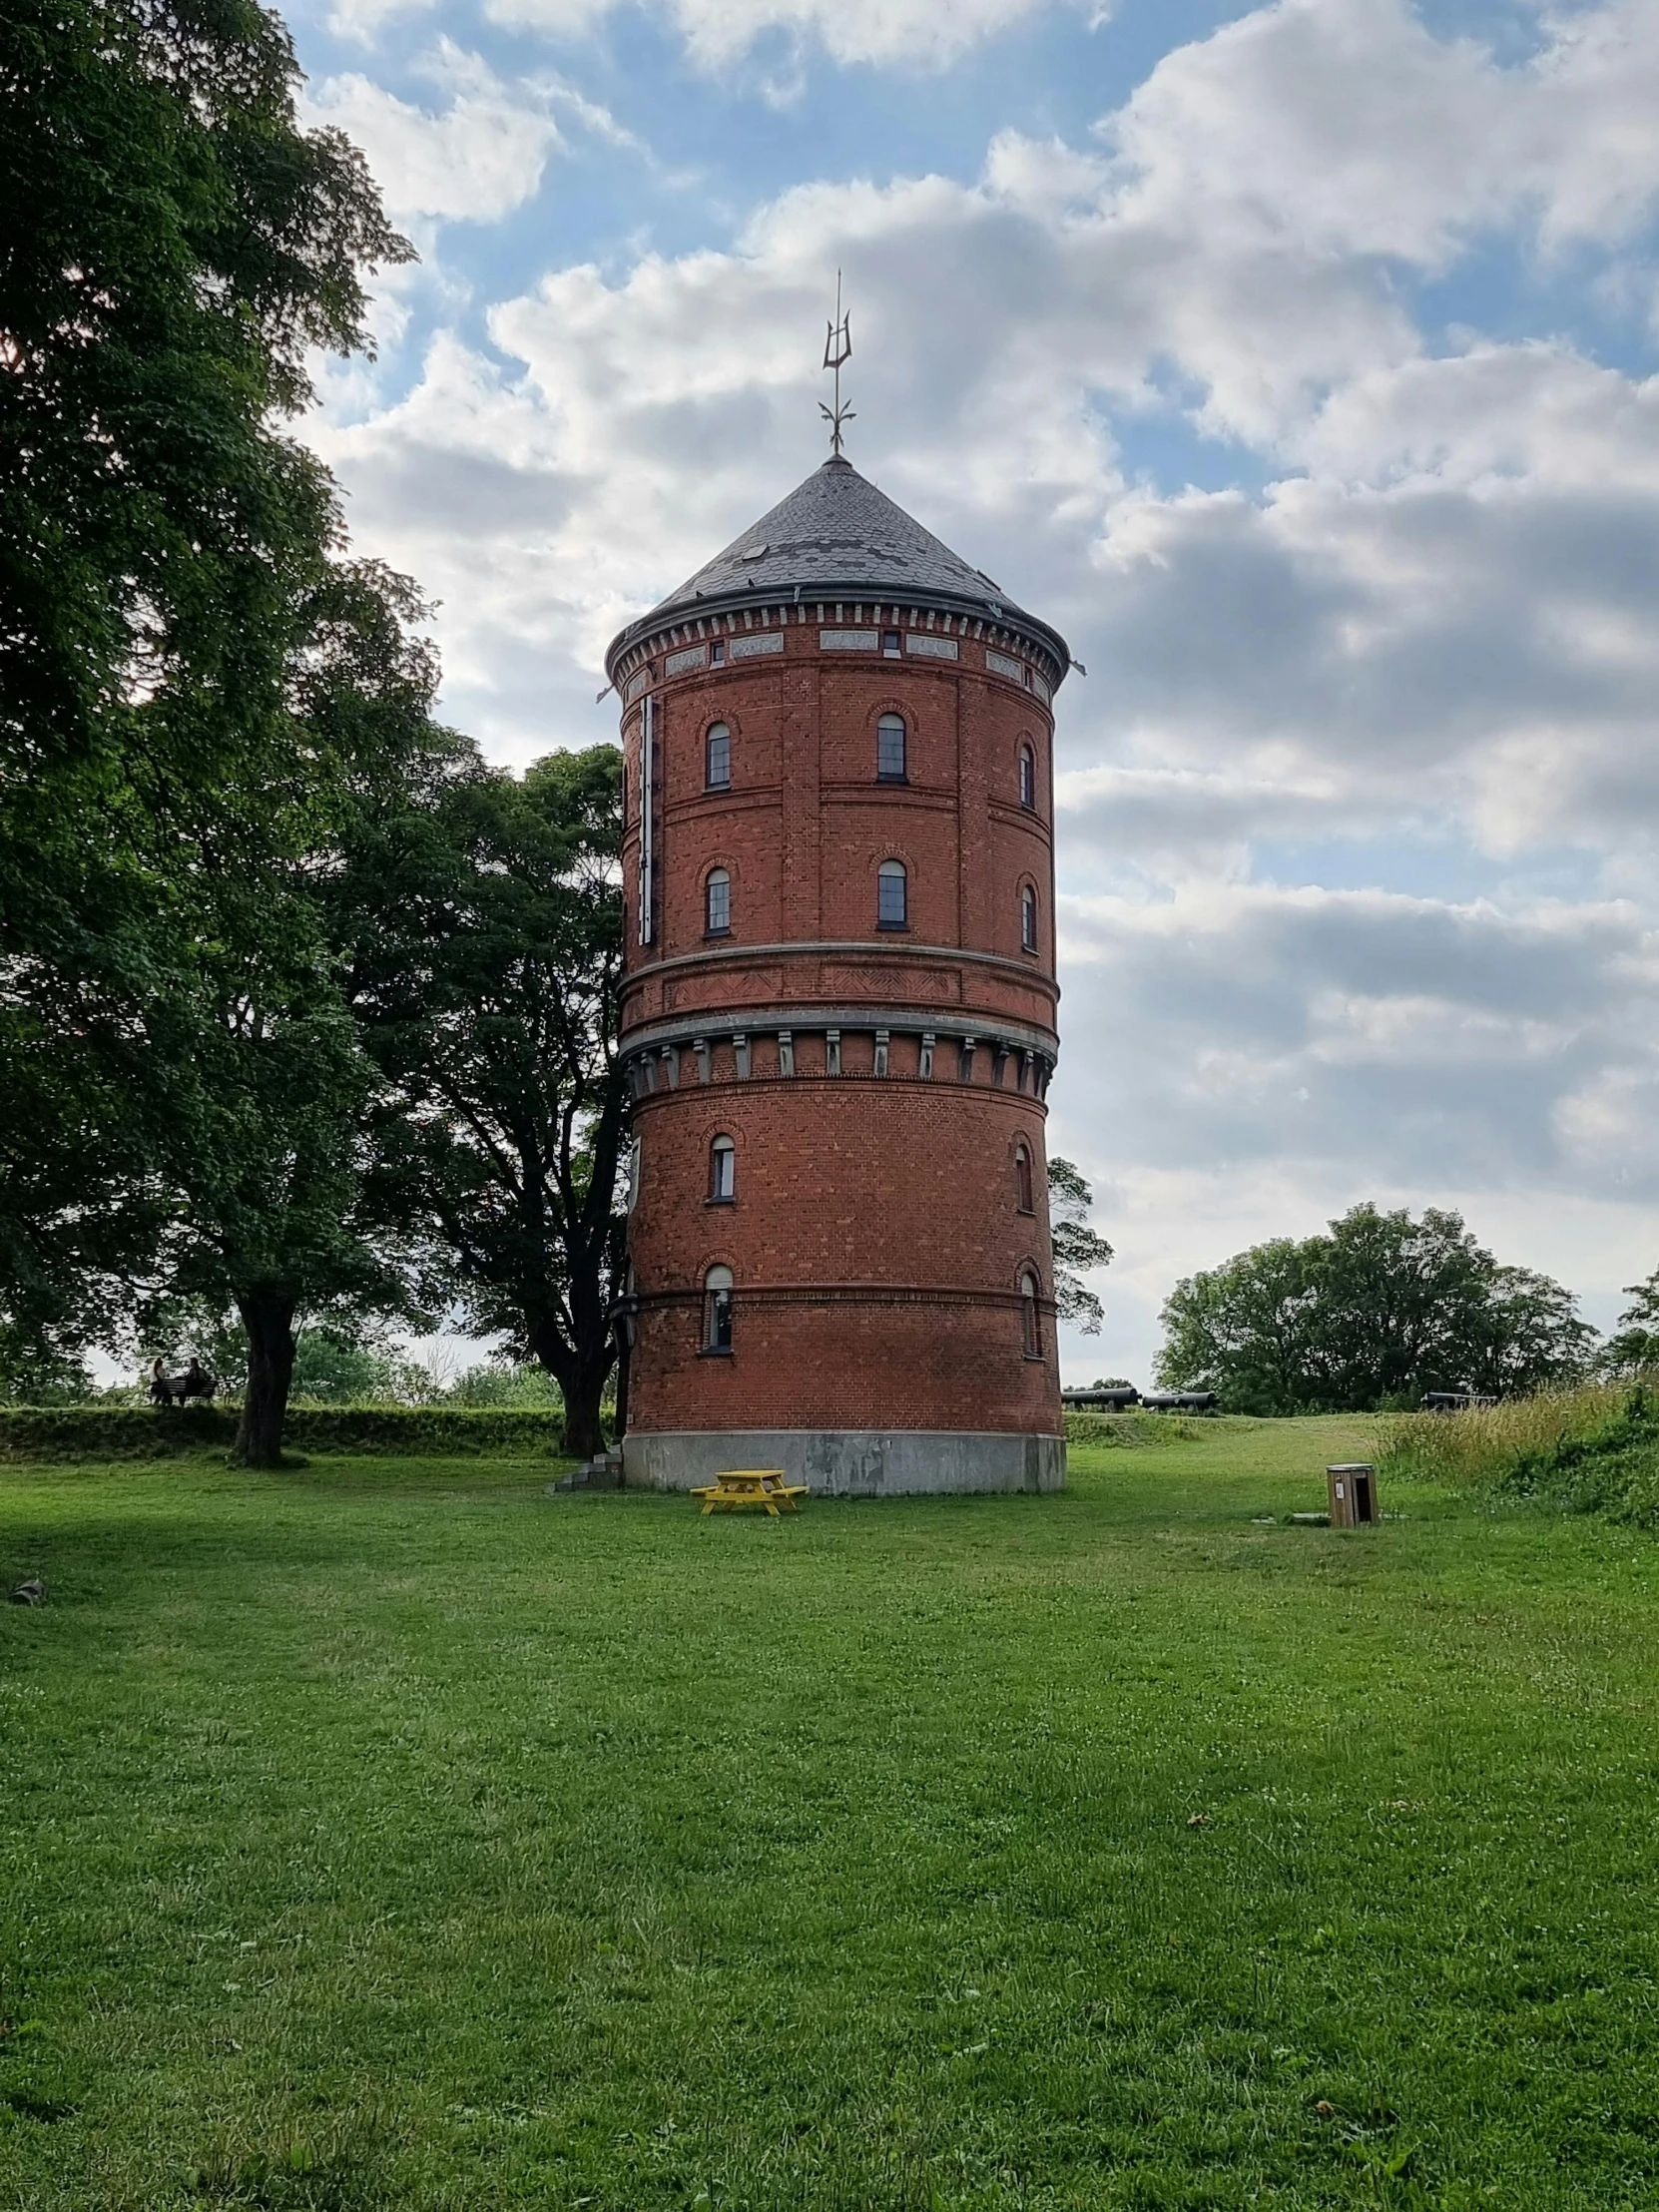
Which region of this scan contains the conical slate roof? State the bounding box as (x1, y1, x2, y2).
(606, 454, 1068, 677)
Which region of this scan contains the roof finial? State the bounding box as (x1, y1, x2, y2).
(821, 270, 854, 458)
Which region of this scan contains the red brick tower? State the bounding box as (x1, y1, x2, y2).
(606, 455, 1070, 1494)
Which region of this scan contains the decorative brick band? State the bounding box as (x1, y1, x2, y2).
(629, 1282, 1059, 1318)
(623, 936, 1060, 998)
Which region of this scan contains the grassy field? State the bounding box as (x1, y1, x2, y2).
(3, 1421, 1658, 2210)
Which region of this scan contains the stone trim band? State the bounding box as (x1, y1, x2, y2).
(623, 1014, 1056, 1100)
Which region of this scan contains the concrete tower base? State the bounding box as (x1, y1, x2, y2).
(623, 1428, 1066, 1497)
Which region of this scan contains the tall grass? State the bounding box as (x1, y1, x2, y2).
(1378, 1384, 1628, 1488)
(1379, 1382, 1659, 1527)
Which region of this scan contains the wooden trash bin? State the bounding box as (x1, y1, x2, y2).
(1327, 1463, 1378, 1527)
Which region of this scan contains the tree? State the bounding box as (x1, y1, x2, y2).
(143, 1296, 435, 1403)
(339, 742, 629, 1459)
(149, 564, 444, 1465)
(1601, 1268, 1659, 1379)
(1157, 1203, 1595, 1413)
(1, 0, 413, 1397)
(1048, 1157, 1113, 1334)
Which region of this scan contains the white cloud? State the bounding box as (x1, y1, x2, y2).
(483, 0, 1090, 73)
(301, 0, 1659, 1346)
(302, 42, 566, 226)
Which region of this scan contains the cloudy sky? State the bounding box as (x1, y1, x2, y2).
(286, 0, 1659, 1383)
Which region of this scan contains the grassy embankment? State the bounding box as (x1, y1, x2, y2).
(1380, 1382, 1659, 1527)
(3, 1417, 1658, 2208)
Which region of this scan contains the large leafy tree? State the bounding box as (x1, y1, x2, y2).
(1157, 1203, 1595, 1413)
(1047, 1157, 1113, 1334)
(0, 0, 422, 1430)
(1601, 1268, 1659, 1379)
(338, 742, 629, 1459)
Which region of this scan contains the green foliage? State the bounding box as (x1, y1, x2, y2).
(0, 1329, 96, 1405)
(339, 742, 627, 1456)
(1047, 1156, 1112, 1333)
(4, 1422, 1658, 2205)
(442, 1362, 565, 1410)
(1158, 1202, 1595, 1412)
(1063, 1407, 1207, 1445)
(142, 1301, 443, 1404)
(0, 1403, 566, 1461)
(1598, 1264, 1659, 1380)
(0, 0, 408, 1290)
(1381, 1384, 1659, 1528)
(0, 0, 430, 1460)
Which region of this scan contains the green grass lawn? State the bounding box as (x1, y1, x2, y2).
(3, 1420, 1658, 2209)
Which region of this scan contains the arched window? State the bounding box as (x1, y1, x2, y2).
(704, 1265, 734, 1353)
(877, 859, 907, 930)
(1020, 881, 1038, 954)
(706, 722, 731, 790)
(706, 867, 731, 936)
(1014, 1143, 1034, 1214)
(1019, 743, 1035, 810)
(709, 1134, 735, 1203)
(877, 714, 906, 782)
(1020, 1269, 1042, 1359)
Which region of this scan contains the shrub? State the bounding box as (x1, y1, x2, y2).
(0, 1404, 569, 1463)
(1064, 1410, 1208, 1447)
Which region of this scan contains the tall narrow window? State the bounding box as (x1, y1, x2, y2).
(876, 859, 907, 930)
(1019, 743, 1035, 810)
(706, 868, 731, 935)
(709, 1135, 735, 1203)
(1020, 882, 1038, 953)
(1014, 1143, 1034, 1213)
(704, 1265, 734, 1353)
(706, 722, 731, 789)
(1020, 1269, 1042, 1359)
(877, 714, 906, 782)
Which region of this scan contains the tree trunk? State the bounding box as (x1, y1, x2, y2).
(558, 1358, 610, 1459)
(234, 1287, 297, 1467)
(531, 1322, 612, 1460)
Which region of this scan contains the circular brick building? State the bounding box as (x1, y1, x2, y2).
(607, 454, 1070, 1494)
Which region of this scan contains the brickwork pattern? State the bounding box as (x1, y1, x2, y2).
(620, 617, 1065, 1442)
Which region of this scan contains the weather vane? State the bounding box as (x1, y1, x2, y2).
(821, 271, 853, 456)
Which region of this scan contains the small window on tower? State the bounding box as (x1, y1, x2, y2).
(1014, 1143, 1034, 1214)
(1021, 882, 1038, 954)
(704, 1265, 734, 1354)
(1020, 1269, 1042, 1359)
(711, 638, 726, 667)
(706, 723, 731, 790)
(882, 629, 901, 658)
(706, 868, 731, 936)
(709, 1135, 735, 1203)
(877, 859, 908, 930)
(1019, 743, 1035, 810)
(877, 714, 906, 782)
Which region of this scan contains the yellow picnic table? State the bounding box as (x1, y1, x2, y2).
(691, 1467, 809, 1515)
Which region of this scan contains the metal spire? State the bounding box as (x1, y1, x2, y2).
(821, 271, 853, 457)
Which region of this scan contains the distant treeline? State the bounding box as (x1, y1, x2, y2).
(1154, 1203, 1656, 1416)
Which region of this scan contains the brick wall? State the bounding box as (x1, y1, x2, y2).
(620, 622, 1064, 1439)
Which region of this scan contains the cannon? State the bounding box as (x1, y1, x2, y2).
(1139, 1389, 1219, 1414)
(1420, 1389, 1497, 1413)
(1061, 1386, 1141, 1410)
